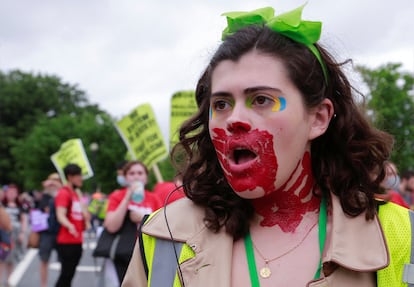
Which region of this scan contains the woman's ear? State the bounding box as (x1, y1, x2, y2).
(308, 98, 334, 140)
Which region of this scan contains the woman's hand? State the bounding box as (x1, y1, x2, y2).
(67, 223, 79, 238)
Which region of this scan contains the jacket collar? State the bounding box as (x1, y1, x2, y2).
(143, 194, 389, 273)
(322, 194, 389, 272)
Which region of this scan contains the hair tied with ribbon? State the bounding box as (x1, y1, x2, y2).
(221, 3, 328, 83)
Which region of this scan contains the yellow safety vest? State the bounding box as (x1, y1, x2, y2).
(378, 202, 414, 286)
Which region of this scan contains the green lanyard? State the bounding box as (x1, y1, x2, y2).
(244, 196, 327, 287)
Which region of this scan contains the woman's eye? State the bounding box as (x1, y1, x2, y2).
(250, 94, 286, 112)
(252, 95, 274, 106)
(213, 100, 231, 111)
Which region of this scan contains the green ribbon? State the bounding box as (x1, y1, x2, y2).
(221, 4, 328, 82)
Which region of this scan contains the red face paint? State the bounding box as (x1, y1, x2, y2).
(252, 152, 319, 232)
(212, 127, 318, 232)
(211, 128, 278, 194)
(227, 121, 252, 132)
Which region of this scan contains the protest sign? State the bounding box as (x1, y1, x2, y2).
(115, 103, 168, 169)
(169, 90, 197, 149)
(51, 138, 94, 181)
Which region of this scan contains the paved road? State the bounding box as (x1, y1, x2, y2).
(9, 233, 108, 287)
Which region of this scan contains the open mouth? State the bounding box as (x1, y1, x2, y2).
(233, 148, 257, 165)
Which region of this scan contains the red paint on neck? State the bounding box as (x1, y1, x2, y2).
(252, 152, 319, 232)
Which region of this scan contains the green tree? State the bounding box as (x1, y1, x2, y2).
(0, 69, 177, 192)
(11, 112, 127, 193)
(357, 63, 414, 171)
(0, 70, 93, 184)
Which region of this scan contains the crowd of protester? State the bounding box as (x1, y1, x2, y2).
(0, 160, 185, 287)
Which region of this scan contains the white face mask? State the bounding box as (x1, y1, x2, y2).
(384, 175, 400, 191)
(116, 175, 127, 187)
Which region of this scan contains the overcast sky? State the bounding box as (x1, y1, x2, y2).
(1, 0, 413, 140)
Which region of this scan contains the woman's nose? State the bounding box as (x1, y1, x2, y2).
(226, 104, 251, 133)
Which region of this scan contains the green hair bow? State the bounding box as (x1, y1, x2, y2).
(221, 4, 328, 82)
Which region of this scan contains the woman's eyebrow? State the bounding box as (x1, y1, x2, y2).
(244, 86, 282, 94)
(211, 86, 282, 98)
(211, 91, 232, 98)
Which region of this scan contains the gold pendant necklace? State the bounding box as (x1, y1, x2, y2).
(252, 221, 318, 279)
(259, 261, 272, 278)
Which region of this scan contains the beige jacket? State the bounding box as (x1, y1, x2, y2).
(122, 195, 389, 287)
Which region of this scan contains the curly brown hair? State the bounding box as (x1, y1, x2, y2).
(171, 26, 393, 240)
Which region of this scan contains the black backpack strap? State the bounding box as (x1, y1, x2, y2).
(138, 214, 150, 279)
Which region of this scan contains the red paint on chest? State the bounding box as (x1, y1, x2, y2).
(253, 152, 319, 232)
(211, 128, 277, 194)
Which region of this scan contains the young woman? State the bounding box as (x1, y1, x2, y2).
(104, 160, 161, 284)
(123, 5, 411, 287)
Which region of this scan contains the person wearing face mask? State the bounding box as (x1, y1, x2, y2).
(378, 161, 409, 208)
(123, 4, 414, 287)
(116, 160, 129, 188)
(400, 170, 414, 207)
(104, 160, 161, 284)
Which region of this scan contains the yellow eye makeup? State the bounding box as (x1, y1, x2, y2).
(272, 97, 286, 112)
(210, 106, 216, 119)
(245, 95, 286, 112)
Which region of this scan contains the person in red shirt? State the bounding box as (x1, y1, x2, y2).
(104, 160, 161, 283)
(152, 176, 185, 206)
(54, 164, 86, 287)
